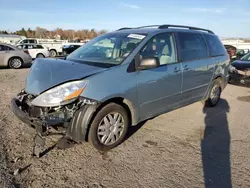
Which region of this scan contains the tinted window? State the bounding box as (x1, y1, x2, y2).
(29, 40, 36, 43)
(0, 45, 14, 51)
(37, 45, 43, 49)
(140, 33, 176, 65)
(21, 39, 28, 44)
(22, 45, 32, 49)
(32, 45, 43, 49)
(178, 32, 208, 62)
(203, 35, 226, 57)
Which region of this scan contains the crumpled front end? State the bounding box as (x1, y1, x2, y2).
(229, 65, 250, 86)
(11, 90, 99, 156)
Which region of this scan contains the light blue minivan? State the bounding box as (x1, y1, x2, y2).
(11, 25, 230, 152)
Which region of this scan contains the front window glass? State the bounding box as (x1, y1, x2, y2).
(67, 33, 146, 66)
(140, 33, 176, 65)
(241, 53, 250, 61)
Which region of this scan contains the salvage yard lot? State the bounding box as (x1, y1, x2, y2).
(1, 68, 250, 188)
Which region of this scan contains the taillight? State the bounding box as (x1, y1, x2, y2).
(24, 50, 29, 55)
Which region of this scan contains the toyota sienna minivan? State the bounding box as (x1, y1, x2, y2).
(11, 25, 230, 153)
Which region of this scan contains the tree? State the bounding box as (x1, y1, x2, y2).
(15, 28, 27, 37)
(11, 27, 107, 40)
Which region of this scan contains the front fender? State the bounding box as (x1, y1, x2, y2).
(66, 104, 98, 142)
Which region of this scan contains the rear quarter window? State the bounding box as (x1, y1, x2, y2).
(178, 32, 209, 62)
(203, 35, 226, 57)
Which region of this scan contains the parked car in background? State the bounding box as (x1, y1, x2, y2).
(11, 25, 230, 154)
(0, 43, 32, 69)
(62, 44, 82, 56)
(236, 49, 250, 59)
(229, 52, 250, 86)
(16, 44, 50, 59)
(15, 38, 67, 57)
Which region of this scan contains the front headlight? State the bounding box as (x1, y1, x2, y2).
(31, 80, 88, 107)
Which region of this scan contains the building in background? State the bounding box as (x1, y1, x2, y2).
(222, 39, 250, 51)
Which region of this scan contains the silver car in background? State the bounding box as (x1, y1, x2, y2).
(0, 43, 32, 69)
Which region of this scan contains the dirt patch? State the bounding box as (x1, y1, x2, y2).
(1, 69, 250, 187)
(145, 140, 158, 146)
(237, 95, 250, 103)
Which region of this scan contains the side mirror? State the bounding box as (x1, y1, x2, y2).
(137, 57, 160, 70)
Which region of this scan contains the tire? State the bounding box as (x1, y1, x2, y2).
(205, 79, 222, 107)
(88, 103, 129, 151)
(8, 57, 23, 69)
(50, 50, 57, 57)
(36, 53, 45, 58)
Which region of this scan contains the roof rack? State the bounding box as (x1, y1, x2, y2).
(136, 25, 161, 29)
(117, 27, 134, 31)
(117, 24, 214, 34)
(158, 24, 214, 34)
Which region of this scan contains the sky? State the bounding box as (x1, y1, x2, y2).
(0, 0, 250, 38)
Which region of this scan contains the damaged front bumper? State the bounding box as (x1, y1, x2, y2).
(10, 91, 99, 152)
(229, 67, 250, 86)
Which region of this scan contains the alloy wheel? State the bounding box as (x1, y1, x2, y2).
(10, 58, 22, 68)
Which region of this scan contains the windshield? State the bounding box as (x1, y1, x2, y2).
(67, 33, 146, 66)
(241, 53, 250, 61)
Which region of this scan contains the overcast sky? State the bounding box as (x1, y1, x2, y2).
(0, 0, 250, 37)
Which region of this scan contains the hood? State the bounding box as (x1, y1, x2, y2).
(25, 58, 107, 95)
(231, 60, 250, 70)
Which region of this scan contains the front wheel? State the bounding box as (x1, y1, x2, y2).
(88, 103, 129, 151)
(205, 79, 222, 107)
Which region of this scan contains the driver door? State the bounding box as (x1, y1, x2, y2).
(136, 32, 182, 120)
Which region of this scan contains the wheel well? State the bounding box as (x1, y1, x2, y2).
(214, 76, 224, 88)
(97, 97, 133, 126)
(8, 56, 23, 66)
(36, 53, 44, 57)
(49, 49, 57, 52)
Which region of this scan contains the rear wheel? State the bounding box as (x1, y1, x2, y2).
(50, 49, 57, 57)
(36, 53, 45, 58)
(8, 57, 23, 69)
(205, 79, 222, 107)
(88, 103, 129, 151)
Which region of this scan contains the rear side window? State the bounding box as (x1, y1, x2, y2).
(178, 32, 208, 62)
(32, 45, 43, 49)
(0, 45, 14, 51)
(29, 39, 37, 43)
(37, 45, 44, 49)
(21, 39, 28, 44)
(203, 35, 226, 57)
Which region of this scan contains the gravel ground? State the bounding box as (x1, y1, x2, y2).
(0, 68, 250, 188)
